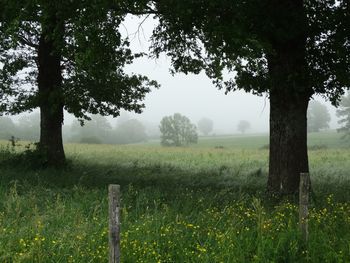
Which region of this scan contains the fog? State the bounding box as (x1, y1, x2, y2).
(1, 15, 341, 139)
(116, 15, 339, 134)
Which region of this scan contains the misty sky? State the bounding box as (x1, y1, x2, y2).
(7, 15, 340, 134)
(119, 15, 339, 134)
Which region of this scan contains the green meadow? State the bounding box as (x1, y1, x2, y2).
(0, 131, 349, 262)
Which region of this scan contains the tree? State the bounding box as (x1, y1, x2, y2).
(159, 113, 198, 146)
(151, 0, 350, 194)
(0, 116, 16, 140)
(197, 118, 213, 136)
(237, 120, 251, 134)
(17, 113, 40, 141)
(0, 1, 158, 166)
(336, 93, 350, 140)
(142, 121, 162, 139)
(70, 115, 112, 144)
(307, 101, 331, 132)
(114, 119, 147, 144)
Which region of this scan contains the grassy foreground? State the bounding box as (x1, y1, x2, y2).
(0, 133, 349, 262)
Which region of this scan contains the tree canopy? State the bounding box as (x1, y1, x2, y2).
(0, 0, 158, 118)
(151, 0, 350, 101)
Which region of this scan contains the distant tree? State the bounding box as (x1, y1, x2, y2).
(336, 94, 350, 139)
(116, 111, 132, 126)
(0, 117, 16, 140)
(307, 101, 331, 132)
(114, 119, 147, 144)
(197, 118, 213, 136)
(160, 113, 198, 146)
(70, 115, 112, 144)
(17, 113, 40, 141)
(142, 121, 161, 139)
(237, 120, 251, 134)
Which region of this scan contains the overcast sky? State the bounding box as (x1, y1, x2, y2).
(8, 15, 340, 134)
(117, 15, 339, 134)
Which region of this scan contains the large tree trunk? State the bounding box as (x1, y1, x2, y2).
(268, 89, 310, 194)
(37, 14, 65, 167)
(266, 0, 312, 195)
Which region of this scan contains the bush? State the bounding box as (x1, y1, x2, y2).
(0, 143, 50, 169)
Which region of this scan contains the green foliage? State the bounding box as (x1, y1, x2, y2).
(0, 142, 53, 169)
(0, 0, 159, 118)
(307, 101, 331, 132)
(159, 113, 198, 146)
(197, 117, 213, 136)
(336, 93, 350, 140)
(151, 0, 350, 103)
(237, 120, 251, 134)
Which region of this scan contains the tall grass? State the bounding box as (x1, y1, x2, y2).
(0, 136, 349, 262)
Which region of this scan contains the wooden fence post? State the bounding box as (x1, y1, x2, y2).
(109, 184, 120, 263)
(299, 173, 310, 242)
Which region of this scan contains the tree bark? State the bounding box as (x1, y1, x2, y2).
(37, 13, 65, 167)
(268, 88, 310, 194)
(266, 0, 312, 194)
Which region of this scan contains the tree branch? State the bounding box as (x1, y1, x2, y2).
(110, 3, 159, 16)
(18, 35, 38, 49)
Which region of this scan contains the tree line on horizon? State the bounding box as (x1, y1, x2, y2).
(0, 114, 150, 145)
(0, 98, 340, 144)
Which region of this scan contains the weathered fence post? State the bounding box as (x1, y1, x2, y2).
(109, 184, 120, 263)
(299, 173, 310, 242)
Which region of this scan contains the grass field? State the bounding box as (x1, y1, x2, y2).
(146, 130, 348, 149)
(0, 131, 349, 262)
